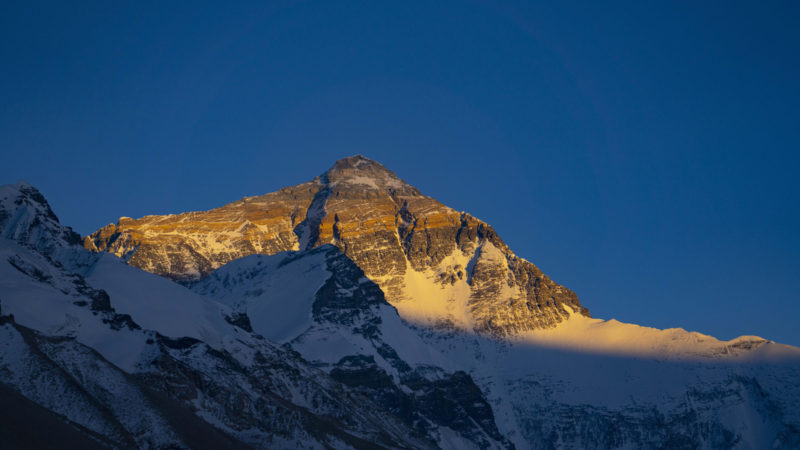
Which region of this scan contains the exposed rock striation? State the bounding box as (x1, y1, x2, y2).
(86, 155, 588, 336)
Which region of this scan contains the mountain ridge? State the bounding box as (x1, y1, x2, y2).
(2, 178, 800, 448)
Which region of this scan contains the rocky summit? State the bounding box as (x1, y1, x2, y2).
(85, 155, 588, 336)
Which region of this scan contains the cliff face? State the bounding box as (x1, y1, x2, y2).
(85, 155, 588, 335)
(84, 181, 318, 279)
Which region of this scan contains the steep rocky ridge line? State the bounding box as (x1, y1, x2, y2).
(85, 155, 588, 336)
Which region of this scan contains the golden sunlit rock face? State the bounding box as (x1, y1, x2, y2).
(85, 155, 589, 335)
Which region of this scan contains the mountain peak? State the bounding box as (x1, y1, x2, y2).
(320, 155, 411, 191)
(1, 181, 54, 221)
(0, 181, 82, 253)
(83, 156, 587, 334)
(329, 154, 383, 171)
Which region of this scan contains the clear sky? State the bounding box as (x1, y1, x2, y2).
(2, 1, 798, 345)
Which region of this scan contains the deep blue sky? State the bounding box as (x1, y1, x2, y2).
(2, 1, 798, 345)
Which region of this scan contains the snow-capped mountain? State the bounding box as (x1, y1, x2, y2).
(3, 155, 800, 449)
(84, 155, 588, 336)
